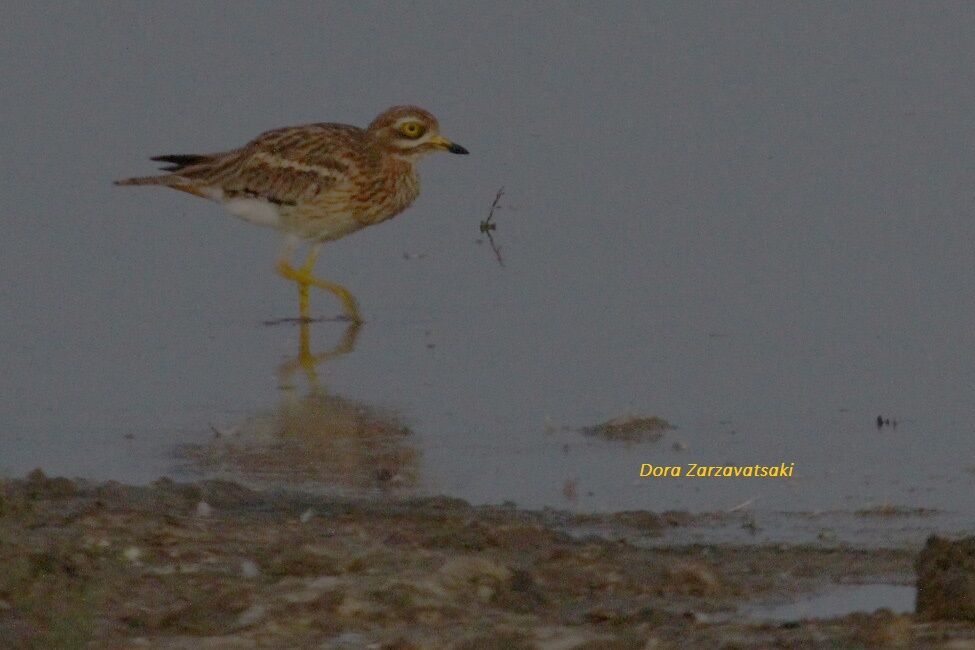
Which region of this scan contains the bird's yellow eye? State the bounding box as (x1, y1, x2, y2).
(398, 121, 425, 139)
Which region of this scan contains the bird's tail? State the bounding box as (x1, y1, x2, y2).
(115, 153, 213, 186)
(114, 174, 175, 187)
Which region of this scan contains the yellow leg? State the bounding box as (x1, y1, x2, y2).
(297, 250, 312, 318)
(276, 247, 363, 323)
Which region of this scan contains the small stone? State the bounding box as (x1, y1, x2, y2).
(241, 559, 260, 578)
(196, 500, 213, 517)
(123, 546, 142, 563)
(235, 604, 266, 629)
(299, 508, 315, 523)
(283, 589, 321, 604)
(308, 575, 341, 590)
(476, 584, 495, 602)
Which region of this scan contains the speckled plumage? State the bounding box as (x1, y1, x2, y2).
(116, 106, 468, 322)
(117, 106, 466, 243)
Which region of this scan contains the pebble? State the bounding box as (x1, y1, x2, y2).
(241, 559, 260, 578)
(234, 604, 266, 629)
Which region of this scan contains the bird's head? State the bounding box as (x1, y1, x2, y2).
(368, 106, 469, 159)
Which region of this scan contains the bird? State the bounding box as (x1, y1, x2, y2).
(116, 105, 468, 323)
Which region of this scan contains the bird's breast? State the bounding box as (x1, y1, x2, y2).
(352, 162, 420, 224)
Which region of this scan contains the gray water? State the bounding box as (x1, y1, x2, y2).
(745, 584, 916, 621)
(3, 3, 975, 534)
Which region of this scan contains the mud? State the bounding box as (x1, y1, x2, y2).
(1, 470, 974, 649)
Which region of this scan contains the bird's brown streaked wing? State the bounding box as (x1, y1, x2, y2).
(181, 124, 364, 206)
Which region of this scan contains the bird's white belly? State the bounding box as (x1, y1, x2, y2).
(202, 186, 361, 241)
(222, 196, 283, 228)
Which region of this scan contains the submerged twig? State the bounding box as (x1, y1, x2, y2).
(485, 230, 504, 266)
(480, 187, 504, 232)
(478, 187, 505, 266)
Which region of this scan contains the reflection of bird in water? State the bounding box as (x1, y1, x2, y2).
(116, 106, 468, 322)
(179, 322, 419, 492)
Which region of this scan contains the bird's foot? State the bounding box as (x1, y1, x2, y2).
(276, 261, 363, 323)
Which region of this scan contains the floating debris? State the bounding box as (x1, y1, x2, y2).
(562, 478, 579, 503)
(876, 415, 898, 429)
(581, 414, 674, 442)
(855, 505, 938, 518)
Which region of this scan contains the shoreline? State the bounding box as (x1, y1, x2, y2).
(1, 470, 972, 648)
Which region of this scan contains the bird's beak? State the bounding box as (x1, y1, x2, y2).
(430, 134, 469, 154)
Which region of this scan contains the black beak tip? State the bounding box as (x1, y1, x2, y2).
(448, 143, 469, 155)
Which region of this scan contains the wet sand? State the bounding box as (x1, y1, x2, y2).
(1, 470, 973, 649)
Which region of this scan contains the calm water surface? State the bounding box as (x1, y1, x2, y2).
(3, 4, 975, 537)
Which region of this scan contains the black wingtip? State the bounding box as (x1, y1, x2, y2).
(149, 154, 209, 171)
